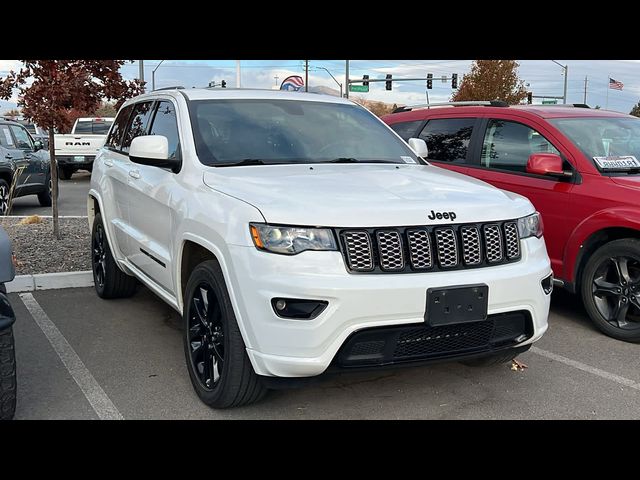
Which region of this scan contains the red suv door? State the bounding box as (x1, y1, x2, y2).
(467, 114, 579, 279)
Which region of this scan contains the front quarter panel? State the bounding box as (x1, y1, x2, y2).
(565, 206, 640, 283)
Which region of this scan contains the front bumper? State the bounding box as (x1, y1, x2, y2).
(0, 290, 16, 331)
(227, 236, 551, 378)
(56, 155, 95, 168)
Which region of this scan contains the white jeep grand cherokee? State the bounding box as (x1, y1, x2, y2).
(88, 88, 552, 408)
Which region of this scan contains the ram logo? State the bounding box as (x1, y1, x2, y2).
(65, 141, 91, 146)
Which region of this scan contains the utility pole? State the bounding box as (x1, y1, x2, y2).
(583, 75, 588, 104)
(274, 75, 279, 87)
(152, 60, 165, 91)
(563, 64, 568, 105)
(236, 60, 241, 88)
(139, 60, 145, 91)
(345, 60, 349, 99)
(305, 60, 309, 92)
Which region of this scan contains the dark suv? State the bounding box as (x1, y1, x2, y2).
(0, 119, 54, 215)
(383, 102, 640, 342)
(0, 225, 16, 419)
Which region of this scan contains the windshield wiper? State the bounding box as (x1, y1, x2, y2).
(215, 159, 268, 167)
(322, 158, 399, 164)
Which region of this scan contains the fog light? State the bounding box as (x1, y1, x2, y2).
(271, 298, 328, 320)
(541, 274, 553, 295)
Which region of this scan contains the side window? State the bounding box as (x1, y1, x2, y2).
(389, 120, 424, 141)
(148, 101, 181, 161)
(121, 102, 154, 154)
(418, 118, 475, 163)
(9, 125, 34, 150)
(481, 119, 560, 173)
(105, 105, 134, 151)
(0, 125, 15, 148)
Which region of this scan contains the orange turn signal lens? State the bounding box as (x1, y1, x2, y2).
(250, 225, 264, 248)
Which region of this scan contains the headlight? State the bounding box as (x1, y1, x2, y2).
(517, 212, 543, 239)
(249, 223, 337, 255)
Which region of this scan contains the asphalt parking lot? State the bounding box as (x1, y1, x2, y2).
(8, 286, 640, 419)
(10, 171, 91, 217)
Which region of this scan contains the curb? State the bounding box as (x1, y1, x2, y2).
(6, 270, 94, 293)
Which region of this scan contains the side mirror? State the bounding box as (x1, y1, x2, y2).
(408, 138, 428, 158)
(129, 135, 179, 170)
(33, 140, 43, 152)
(526, 153, 568, 177)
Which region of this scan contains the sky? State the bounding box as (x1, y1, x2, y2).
(2, 59, 640, 113)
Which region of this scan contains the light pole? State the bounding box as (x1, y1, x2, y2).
(152, 60, 165, 91)
(314, 66, 343, 98)
(551, 60, 568, 105)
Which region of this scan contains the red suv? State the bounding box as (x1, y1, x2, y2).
(383, 102, 640, 342)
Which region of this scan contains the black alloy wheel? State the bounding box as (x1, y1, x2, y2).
(591, 255, 640, 330)
(187, 284, 225, 390)
(0, 180, 9, 216)
(92, 221, 107, 290)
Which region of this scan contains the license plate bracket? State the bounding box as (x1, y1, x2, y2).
(425, 284, 488, 326)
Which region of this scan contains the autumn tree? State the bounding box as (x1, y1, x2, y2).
(630, 101, 640, 117)
(351, 96, 395, 117)
(451, 60, 528, 105)
(2, 108, 20, 118)
(0, 61, 144, 238)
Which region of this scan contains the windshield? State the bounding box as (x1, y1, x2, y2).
(189, 99, 420, 166)
(74, 120, 114, 135)
(551, 116, 640, 174)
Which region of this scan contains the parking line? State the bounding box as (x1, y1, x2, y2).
(19, 293, 124, 420)
(531, 346, 640, 391)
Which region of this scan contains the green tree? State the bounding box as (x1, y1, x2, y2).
(630, 101, 640, 117)
(94, 101, 118, 117)
(451, 60, 528, 105)
(0, 61, 144, 237)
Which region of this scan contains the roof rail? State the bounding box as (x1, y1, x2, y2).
(531, 103, 590, 109)
(392, 100, 508, 113)
(153, 86, 185, 91)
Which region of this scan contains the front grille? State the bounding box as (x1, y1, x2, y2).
(335, 311, 533, 367)
(337, 220, 521, 274)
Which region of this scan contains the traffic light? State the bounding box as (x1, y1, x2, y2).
(363, 75, 369, 87)
(451, 73, 458, 89)
(527, 91, 533, 104)
(427, 73, 433, 90)
(221, 80, 227, 88)
(385, 74, 392, 91)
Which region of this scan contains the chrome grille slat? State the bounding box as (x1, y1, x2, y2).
(339, 220, 520, 273)
(504, 222, 521, 259)
(376, 231, 404, 271)
(434, 228, 458, 267)
(407, 230, 433, 269)
(460, 226, 481, 265)
(483, 224, 504, 263)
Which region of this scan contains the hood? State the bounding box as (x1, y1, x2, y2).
(203, 164, 535, 227)
(611, 176, 640, 189)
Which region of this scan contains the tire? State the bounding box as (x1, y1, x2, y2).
(0, 327, 17, 420)
(59, 167, 74, 180)
(37, 172, 56, 207)
(0, 179, 9, 216)
(462, 345, 530, 367)
(581, 239, 640, 342)
(183, 260, 267, 408)
(91, 212, 137, 299)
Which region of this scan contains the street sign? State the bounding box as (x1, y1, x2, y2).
(542, 99, 558, 105)
(349, 84, 369, 93)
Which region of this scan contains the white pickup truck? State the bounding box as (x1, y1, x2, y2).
(54, 117, 114, 179)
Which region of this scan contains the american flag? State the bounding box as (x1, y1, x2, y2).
(609, 77, 624, 90)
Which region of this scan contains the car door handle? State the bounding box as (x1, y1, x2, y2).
(103, 159, 114, 167)
(4, 154, 12, 160)
(129, 169, 140, 179)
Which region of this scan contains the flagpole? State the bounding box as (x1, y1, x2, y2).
(606, 74, 609, 110)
